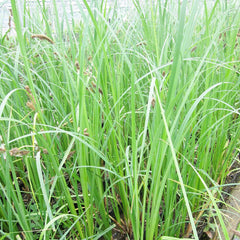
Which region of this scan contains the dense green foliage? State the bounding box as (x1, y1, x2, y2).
(0, 0, 239, 239)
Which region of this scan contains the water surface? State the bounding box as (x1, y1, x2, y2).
(0, 0, 135, 34)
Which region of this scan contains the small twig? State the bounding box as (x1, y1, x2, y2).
(232, 229, 240, 237)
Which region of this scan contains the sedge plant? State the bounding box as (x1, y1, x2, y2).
(0, 0, 239, 239)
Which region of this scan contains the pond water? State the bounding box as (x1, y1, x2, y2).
(0, 0, 136, 34)
(0, 0, 224, 35)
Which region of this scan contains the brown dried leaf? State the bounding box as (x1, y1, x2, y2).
(18, 150, 30, 156)
(9, 148, 29, 156)
(42, 149, 48, 154)
(83, 128, 89, 136)
(205, 230, 213, 239)
(191, 46, 197, 52)
(9, 147, 19, 156)
(151, 98, 156, 108)
(91, 81, 96, 88)
(31, 34, 54, 44)
(98, 88, 103, 95)
(67, 150, 76, 160)
(0, 147, 6, 152)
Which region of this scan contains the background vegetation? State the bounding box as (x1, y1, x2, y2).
(0, 0, 239, 239)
